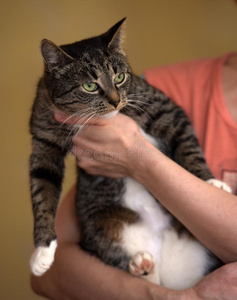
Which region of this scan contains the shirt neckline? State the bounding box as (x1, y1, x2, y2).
(214, 52, 237, 131)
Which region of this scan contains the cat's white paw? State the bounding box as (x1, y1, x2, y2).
(30, 240, 57, 276)
(206, 179, 232, 193)
(129, 251, 155, 276)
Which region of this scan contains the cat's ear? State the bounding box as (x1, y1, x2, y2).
(41, 39, 74, 72)
(104, 18, 126, 54)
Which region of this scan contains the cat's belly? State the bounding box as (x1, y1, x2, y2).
(126, 126, 172, 232)
(121, 177, 209, 289)
(121, 176, 172, 263)
(120, 127, 172, 258)
(115, 127, 214, 288)
(122, 177, 172, 234)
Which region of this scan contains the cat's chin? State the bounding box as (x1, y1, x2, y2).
(100, 110, 118, 119)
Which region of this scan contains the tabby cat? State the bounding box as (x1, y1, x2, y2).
(29, 18, 231, 289)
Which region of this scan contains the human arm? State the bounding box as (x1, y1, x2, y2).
(54, 112, 237, 264)
(31, 181, 237, 300)
(30, 181, 237, 300)
(134, 141, 237, 263)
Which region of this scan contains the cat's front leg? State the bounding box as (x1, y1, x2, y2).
(167, 119, 232, 192)
(30, 240, 57, 276)
(29, 137, 65, 276)
(206, 179, 232, 193)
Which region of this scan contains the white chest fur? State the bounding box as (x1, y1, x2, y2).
(122, 177, 172, 235)
(122, 127, 172, 235)
(120, 127, 210, 289)
(121, 128, 172, 270)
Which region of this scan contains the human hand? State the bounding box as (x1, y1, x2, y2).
(55, 112, 150, 178)
(192, 262, 237, 299)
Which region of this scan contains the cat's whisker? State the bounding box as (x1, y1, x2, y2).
(127, 99, 149, 106)
(128, 105, 153, 120)
(128, 92, 155, 99)
(80, 112, 98, 127)
(126, 101, 154, 119)
(122, 105, 137, 119)
(59, 108, 93, 130)
(58, 113, 81, 137)
(127, 97, 155, 108)
(74, 113, 99, 136)
(62, 111, 96, 148)
(71, 113, 94, 132)
(128, 96, 156, 108)
(41, 95, 90, 114)
(40, 103, 57, 115)
(58, 112, 79, 128)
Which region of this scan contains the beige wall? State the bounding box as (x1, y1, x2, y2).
(1, 0, 237, 299)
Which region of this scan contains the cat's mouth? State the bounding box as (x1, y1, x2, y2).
(99, 100, 127, 119)
(100, 110, 119, 119)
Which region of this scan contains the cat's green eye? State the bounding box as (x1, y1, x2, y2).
(83, 82, 98, 92)
(114, 73, 125, 85)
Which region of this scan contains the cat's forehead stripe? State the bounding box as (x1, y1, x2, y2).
(88, 68, 98, 80)
(112, 65, 117, 74)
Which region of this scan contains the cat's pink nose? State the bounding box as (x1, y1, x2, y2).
(109, 99, 120, 108)
(107, 90, 120, 108)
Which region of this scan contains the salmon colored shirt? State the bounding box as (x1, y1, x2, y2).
(144, 53, 237, 194)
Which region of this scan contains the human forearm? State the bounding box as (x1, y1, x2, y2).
(31, 243, 186, 300)
(133, 141, 237, 263)
(31, 183, 237, 300)
(31, 244, 237, 300)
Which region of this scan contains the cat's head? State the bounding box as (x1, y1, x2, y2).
(41, 18, 131, 119)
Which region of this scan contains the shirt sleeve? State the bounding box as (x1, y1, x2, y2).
(143, 61, 201, 118)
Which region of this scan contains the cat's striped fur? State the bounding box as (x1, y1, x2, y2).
(29, 19, 229, 288)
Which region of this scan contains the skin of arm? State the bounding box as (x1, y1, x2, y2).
(31, 181, 237, 300)
(135, 142, 237, 263)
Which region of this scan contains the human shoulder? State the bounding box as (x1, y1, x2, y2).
(144, 55, 226, 87)
(143, 54, 232, 107)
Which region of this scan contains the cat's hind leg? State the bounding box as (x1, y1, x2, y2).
(129, 251, 155, 276)
(121, 222, 161, 284)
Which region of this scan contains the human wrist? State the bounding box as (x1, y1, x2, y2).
(148, 284, 198, 300)
(129, 139, 162, 184)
